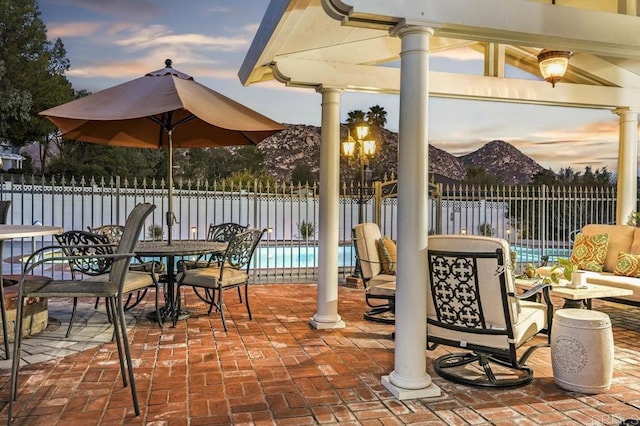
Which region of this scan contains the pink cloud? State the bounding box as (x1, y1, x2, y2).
(46, 21, 104, 38)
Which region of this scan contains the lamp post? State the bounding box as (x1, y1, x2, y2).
(342, 123, 376, 223)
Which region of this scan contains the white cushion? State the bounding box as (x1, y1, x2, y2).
(353, 223, 382, 280)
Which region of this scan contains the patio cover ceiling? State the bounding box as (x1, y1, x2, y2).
(240, 0, 640, 110)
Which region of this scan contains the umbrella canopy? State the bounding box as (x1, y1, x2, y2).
(41, 59, 285, 243)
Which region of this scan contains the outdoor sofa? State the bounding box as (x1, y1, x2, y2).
(540, 224, 640, 306)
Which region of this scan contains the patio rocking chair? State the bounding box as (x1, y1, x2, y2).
(427, 235, 554, 388)
(353, 223, 396, 324)
(8, 203, 155, 422)
(176, 228, 264, 331)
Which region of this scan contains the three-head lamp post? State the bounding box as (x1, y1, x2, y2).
(342, 123, 377, 223)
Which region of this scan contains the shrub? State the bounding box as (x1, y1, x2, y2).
(478, 223, 495, 236)
(297, 220, 316, 240)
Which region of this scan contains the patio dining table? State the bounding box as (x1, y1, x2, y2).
(134, 240, 226, 325)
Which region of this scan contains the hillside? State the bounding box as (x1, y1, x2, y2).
(460, 140, 544, 185)
(257, 124, 543, 185)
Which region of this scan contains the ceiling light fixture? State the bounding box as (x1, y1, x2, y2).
(537, 50, 571, 87)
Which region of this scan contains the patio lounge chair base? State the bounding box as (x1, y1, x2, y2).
(434, 352, 535, 388)
(364, 305, 395, 324)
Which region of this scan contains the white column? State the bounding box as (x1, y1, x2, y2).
(381, 23, 441, 399)
(613, 108, 638, 225)
(310, 87, 345, 330)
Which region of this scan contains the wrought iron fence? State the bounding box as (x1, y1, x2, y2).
(0, 174, 619, 280)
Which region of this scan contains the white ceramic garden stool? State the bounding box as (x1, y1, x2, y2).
(551, 309, 614, 394)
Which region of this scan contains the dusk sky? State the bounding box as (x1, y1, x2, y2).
(37, 0, 622, 174)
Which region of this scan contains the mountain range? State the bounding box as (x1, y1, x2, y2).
(257, 124, 545, 185)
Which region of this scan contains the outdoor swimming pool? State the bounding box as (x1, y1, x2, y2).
(251, 243, 572, 269)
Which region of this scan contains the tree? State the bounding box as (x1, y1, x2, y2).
(0, 60, 31, 139)
(366, 105, 387, 129)
(46, 141, 164, 180)
(345, 109, 366, 139)
(179, 147, 233, 182)
(291, 163, 317, 185)
(224, 170, 275, 190)
(229, 146, 265, 175)
(463, 166, 505, 186)
(0, 0, 74, 170)
(530, 168, 558, 186)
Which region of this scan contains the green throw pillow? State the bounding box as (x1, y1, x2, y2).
(614, 251, 640, 278)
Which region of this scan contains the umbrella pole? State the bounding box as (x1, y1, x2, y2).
(167, 129, 175, 245)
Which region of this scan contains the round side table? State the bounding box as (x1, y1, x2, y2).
(551, 308, 613, 394)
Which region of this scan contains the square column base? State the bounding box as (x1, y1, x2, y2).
(381, 375, 442, 400)
(309, 318, 345, 329)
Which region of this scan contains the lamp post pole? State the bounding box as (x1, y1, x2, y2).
(343, 123, 376, 280)
(358, 144, 366, 224)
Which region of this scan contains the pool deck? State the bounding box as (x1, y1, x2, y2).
(0, 283, 639, 425)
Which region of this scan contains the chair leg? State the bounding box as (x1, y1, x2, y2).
(94, 297, 101, 310)
(237, 286, 243, 303)
(207, 288, 216, 315)
(154, 285, 163, 329)
(244, 283, 252, 320)
(218, 287, 227, 332)
(8, 292, 27, 423)
(115, 295, 140, 416)
(65, 296, 79, 338)
(173, 285, 181, 328)
(1, 283, 9, 360)
(108, 297, 128, 388)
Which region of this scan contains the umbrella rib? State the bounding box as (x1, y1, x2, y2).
(147, 113, 195, 131)
(173, 114, 196, 128)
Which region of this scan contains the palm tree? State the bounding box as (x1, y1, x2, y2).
(366, 105, 387, 129)
(346, 109, 366, 139)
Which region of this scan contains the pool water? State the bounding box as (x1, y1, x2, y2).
(251, 244, 572, 269)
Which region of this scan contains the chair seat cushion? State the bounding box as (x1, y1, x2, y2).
(180, 267, 248, 289)
(23, 279, 118, 298)
(513, 300, 547, 345)
(84, 271, 157, 293)
(367, 275, 396, 297)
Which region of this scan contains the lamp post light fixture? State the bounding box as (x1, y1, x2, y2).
(537, 49, 571, 87)
(342, 123, 377, 223)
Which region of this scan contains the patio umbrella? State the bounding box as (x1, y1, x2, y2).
(40, 59, 284, 244)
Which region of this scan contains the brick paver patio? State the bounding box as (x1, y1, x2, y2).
(0, 283, 639, 425)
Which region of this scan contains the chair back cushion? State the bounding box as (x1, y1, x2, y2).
(427, 235, 518, 350)
(353, 223, 382, 280)
(90, 224, 125, 244)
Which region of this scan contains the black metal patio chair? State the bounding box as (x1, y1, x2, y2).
(176, 228, 264, 331)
